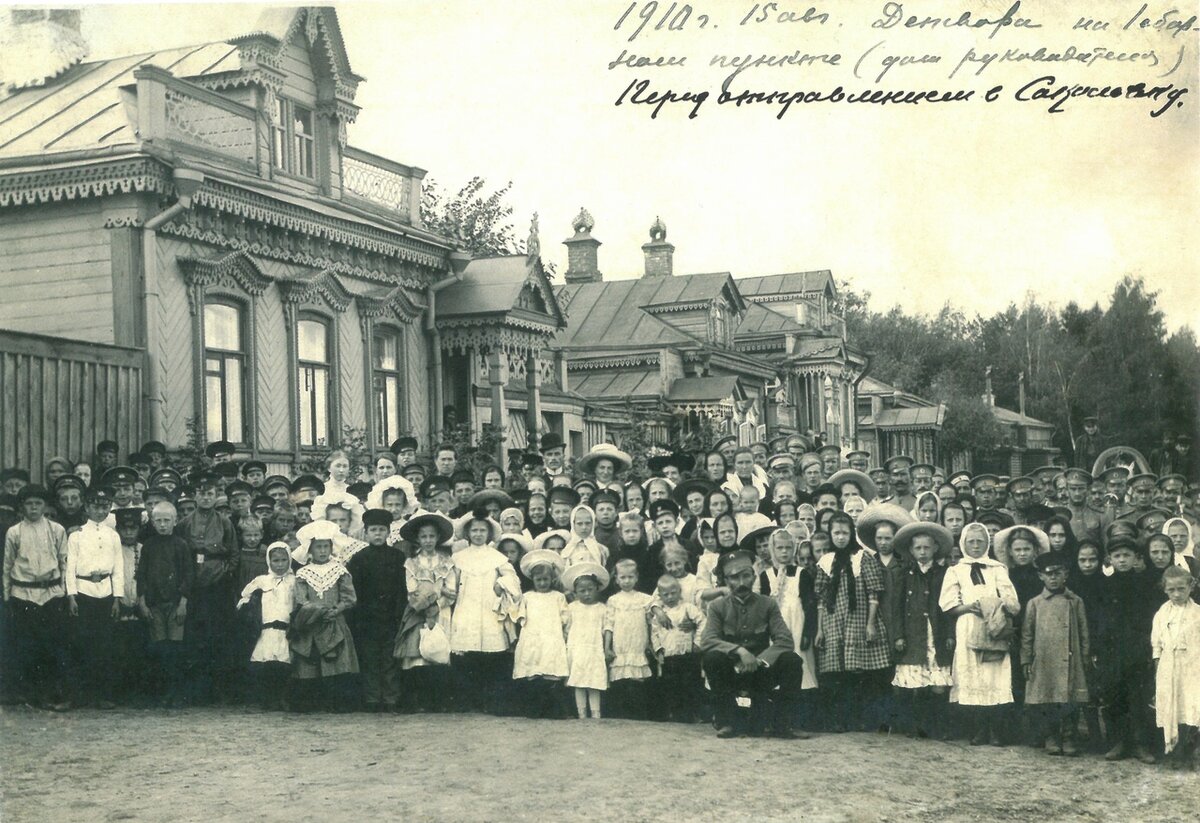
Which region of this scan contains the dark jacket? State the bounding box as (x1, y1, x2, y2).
(894, 562, 953, 668)
(700, 591, 794, 664)
(136, 533, 194, 607)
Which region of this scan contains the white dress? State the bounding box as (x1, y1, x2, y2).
(566, 601, 608, 690)
(938, 561, 1018, 706)
(764, 567, 818, 690)
(605, 590, 653, 681)
(1151, 600, 1200, 752)
(450, 545, 520, 653)
(513, 591, 570, 679)
(238, 572, 295, 664)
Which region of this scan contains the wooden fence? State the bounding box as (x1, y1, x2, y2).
(0, 330, 143, 482)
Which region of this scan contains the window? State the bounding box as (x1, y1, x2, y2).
(297, 317, 331, 447)
(372, 328, 403, 448)
(270, 97, 316, 179)
(203, 302, 246, 444)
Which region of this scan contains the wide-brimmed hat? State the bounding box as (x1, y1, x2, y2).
(993, 525, 1050, 567)
(828, 469, 878, 502)
(737, 512, 777, 547)
(561, 561, 610, 591)
(398, 511, 455, 546)
(533, 529, 572, 551)
(672, 477, 716, 509)
(519, 547, 564, 578)
(453, 510, 502, 544)
(892, 521, 953, 560)
(467, 488, 515, 510)
(855, 502, 915, 550)
(576, 444, 632, 476)
(496, 531, 534, 557)
(648, 452, 696, 474)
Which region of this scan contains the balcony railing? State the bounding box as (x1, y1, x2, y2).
(134, 66, 258, 169)
(342, 146, 423, 224)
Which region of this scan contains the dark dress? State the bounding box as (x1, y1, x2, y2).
(1096, 569, 1157, 732)
(611, 537, 659, 595)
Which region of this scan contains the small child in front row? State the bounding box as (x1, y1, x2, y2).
(562, 562, 610, 719)
(1020, 551, 1090, 756)
(237, 541, 295, 710)
(1151, 566, 1200, 770)
(513, 549, 570, 718)
(605, 559, 655, 719)
(652, 574, 706, 722)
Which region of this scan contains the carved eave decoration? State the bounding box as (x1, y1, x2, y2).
(279, 267, 353, 313)
(357, 286, 427, 328)
(565, 353, 660, 371)
(523, 256, 567, 330)
(179, 249, 272, 314)
(0, 157, 173, 207)
(439, 323, 552, 361)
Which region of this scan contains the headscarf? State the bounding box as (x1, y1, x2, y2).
(46, 456, 73, 477)
(237, 541, 294, 605)
(561, 504, 607, 567)
(959, 522, 1002, 585)
(712, 512, 740, 553)
(704, 488, 735, 517)
(1162, 517, 1195, 565)
(1042, 514, 1079, 559)
(911, 490, 942, 522)
(821, 511, 862, 612)
(365, 475, 416, 516)
(499, 506, 526, 533)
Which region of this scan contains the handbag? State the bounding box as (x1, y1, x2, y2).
(418, 622, 452, 665)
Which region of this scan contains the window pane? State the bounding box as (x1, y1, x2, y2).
(206, 357, 221, 373)
(204, 303, 241, 351)
(226, 357, 243, 443)
(312, 367, 328, 446)
(373, 376, 387, 447)
(385, 376, 401, 446)
(205, 373, 224, 442)
(299, 367, 314, 446)
(373, 332, 397, 370)
(298, 319, 327, 363)
(294, 106, 312, 136)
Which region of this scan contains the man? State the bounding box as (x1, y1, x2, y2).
(140, 441, 168, 472)
(798, 454, 824, 497)
(722, 448, 770, 499)
(204, 441, 236, 464)
(714, 435, 738, 468)
(95, 440, 119, 472)
(1073, 416, 1104, 470)
(1063, 469, 1101, 546)
(1098, 466, 1134, 527)
(910, 463, 935, 494)
(1149, 432, 1176, 477)
(948, 471, 973, 494)
(767, 453, 796, 486)
(1115, 473, 1158, 525)
(1168, 434, 1198, 481)
(971, 474, 1015, 529)
(52, 475, 89, 532)
(883, 455, 917, 511)
(785, 435, 809, 463)
(868, 467, 891, 503)
(846, 450, 870, 473)
(3, 485, 70, 710)
(818, 445, 841, 477)
(1006, 476, 1055, 527)
(749, 441, 769, 468)
(390, 436, 419, 470)
(149, 468, 183, 495)
(540, 432, 567, 478)
(433, 444, 457, 479)
(700, 550, 806, 739)
(240, 460, 267, 490)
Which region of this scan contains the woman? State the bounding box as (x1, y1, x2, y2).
(373, 453, 397, 483)
(325, 450, 353, 496)
(73, 461, 93, 488)
(481, 465, 506, 491)
(703, 451, 728, 486)
(938, 522, 1020, 746)
(45, 456, 73, 488)
(814, 511, 891, 731)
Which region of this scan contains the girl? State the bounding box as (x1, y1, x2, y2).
(525, 493, 550, 539)
(482, 465, 506, 491)
(604, 558, 654, 719)
(1145, 533, 1176, 608)
(562, 505, 609, 568)
(775, 500, 799, 527)
(796, 503, 817, 537)
(365, 476, 416, 523)
(623, 483, 645, 518)
(1162, 517, 1198, 578)
(939, 522, 1019, 746)
(324, 450, 353, 496)
(890, 523, 954, 739)
(995, 525, 1050, 740)
(1150, 566, 1200, 767)
(236, 541, 295, 710)
(694, 519, 722, 593)
(499, 507, 528, 537)
(659, 545, 711, 606)
(940, 502, 967, 546)
(760, 530, 819, 702)
(1044, 515, 1077, 560)
(611, 512, 657, 595)
(533, 529, 570, 553)
(401, 512, 457, 636)
(815, 511, 891, 732)
(289, 521, 359, 711)
(957, 494, 976, 524)
(499, 533, 534, 593)
(449, 510, 522, 713)
(563, 562, 610, 718)
(912, 491, 941, 523)
(843, 495, 867, 525)
(810, 531, 832, 564)
(235, 514, 267, 590)
(1068, 540, 1106, 749)
(513, 549, 570, 717)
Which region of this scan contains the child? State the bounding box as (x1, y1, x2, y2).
(1097, 537, 1158, 763)
(393, 583, 451, 712)
(236, 514, 266, 591)
(562, 562, 610, 718)
(810, 531, 831, 564)
(400, 512, 457, 636)
(236, 542, 295, 710)
(113, 507, 149, 705)
(611, 512, 657, 595)
(513, 549, 570, 717)
(759, 530, 819, 722)
(561, 505, 608, 568)
(498, 534, 532, 591)
(1021, 551, 1090, 756)
(604, 559, 655, 719)
(995, 525, 1049, 742)
(136, 501, 192, 708)
(1067, 540, 1106, 749)
(939, 522, 1019, 746)
(1151, 566, 1200, 768)
(891, 523, 954, 740)
(651, 574, 706, 722)
(346, 508, 407, 712)
(694, 519, 724, 594)
(268, 502, 299, 549)
(289, 521, 359, 712)
(65, 487, 124, 709)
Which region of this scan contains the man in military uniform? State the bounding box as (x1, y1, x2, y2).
(1063, 468, 1102, 546)
(1073, 416, 1104, 470)
(845, 450, 870, 473)
(1030, 466, 1060, 506)
(1115, 473, 1158, 525)
(1006, 476, 1055, 527)
(1097, 466, 1135, 529)
(868, 467, 891, 503)
(818, 445, 842, 478)
(910, 463, 935, 494)
(714, 435, 738, 468)
(785, 435, 809, 463)
(883, 456, 917, 511)
(971, 474, 1015, 529)
(767, 453, 796, 486)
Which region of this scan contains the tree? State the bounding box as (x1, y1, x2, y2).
(421, 176, 523, 257)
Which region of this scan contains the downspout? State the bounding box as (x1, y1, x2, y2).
(426, 250, 471, 445)
(142, 168, 205, 440)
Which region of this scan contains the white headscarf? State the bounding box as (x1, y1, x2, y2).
(959, 522, 1002, 567)
(365, 476, 416, 516)
(1162, 517, 1195, 567)
(561, 504, 607, 567)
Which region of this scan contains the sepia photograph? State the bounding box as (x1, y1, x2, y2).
(0, 0, 1197, 820)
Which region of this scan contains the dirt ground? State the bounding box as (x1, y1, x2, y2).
(0, 706, 1194, 822)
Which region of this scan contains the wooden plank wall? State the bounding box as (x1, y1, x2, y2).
(0, 330, 142, 482)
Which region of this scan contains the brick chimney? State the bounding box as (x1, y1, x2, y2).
(563, 207, 602, 284)
(642, 216, 674, 277)
(1, 9, 88, 92)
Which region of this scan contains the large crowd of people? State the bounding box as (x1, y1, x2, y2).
(2, 429, 1199, 769)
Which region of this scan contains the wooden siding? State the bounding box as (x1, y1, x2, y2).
(0, 330, 142, 481)
(280, 36, 318, 105)
(154, 236, 198, 447)
(404, 322, 430, 448)
(338, 302, 366, 433)
(0, 200, 114, 344)
(255, 286, 292, 452)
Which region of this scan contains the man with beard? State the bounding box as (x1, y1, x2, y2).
(883, 456, 917, 511)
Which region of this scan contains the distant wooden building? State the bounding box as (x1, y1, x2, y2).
(855, 375, 947, 466)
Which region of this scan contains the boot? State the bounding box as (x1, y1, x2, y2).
(714, 697, 738, 738)
(969, 708, 989, 746)
(1104, 717, 1129, 761)
(1061, 721, 1079, 757)
(771, 700, 810, 740)
(1083, 705, 1103, 752)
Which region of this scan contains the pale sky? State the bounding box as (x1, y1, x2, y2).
(27, 0, 1198, 331)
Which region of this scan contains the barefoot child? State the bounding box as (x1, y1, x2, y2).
(562, 562, 609, 718)
(1151, 565, 1200, 768)
(513, 549, 569, 717)
(604, 559, 655, 719)
(236, 542, 295, 710)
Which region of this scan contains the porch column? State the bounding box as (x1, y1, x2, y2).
(487, 350, 508, 464)
(526, 351, 542, 450)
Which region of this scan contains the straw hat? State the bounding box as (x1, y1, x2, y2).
(561, 561, 610, 591)
(519, 547, 565, 578)
(453, 511, 502, 544)
(891, 521, 953, 560)
(993, 525, 1050, 567)
(497, 531, 534, 557)
(397, 511, 455, 546)
(576, 444, 632, 475)
(828, 469, 878, 503)
(532, 529, 571, 551)
(856, 502, 915, 551)
(737, 512, 776, 546)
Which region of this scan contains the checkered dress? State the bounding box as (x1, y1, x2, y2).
(815, 550, 891, 673)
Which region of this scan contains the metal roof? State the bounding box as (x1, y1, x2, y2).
(569, 370, 663, 400)
(735, 301, 806, 336)
(736, 271, 834, 298)
(666, 376, 740, 403)
(990, 405, 1053, 428)
(860, 406, 946, 429)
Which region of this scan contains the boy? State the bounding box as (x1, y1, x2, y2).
(268, 502, 299, 548)
(652, 574, 706, 722)
(65, 487, 124, 708)
(114, 506, 149, 705)
(591, 489, 622, 557)
(1020, 551, 1090, 756)
(176, 472, 238, 705)
(236, 514, 267, 590)
(137, 502, 192, 707)
(450, 470, 476, 517)
(346, 508, 407, 711)
(420, 476, 454, 516)
(3, 485, 70, 710)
